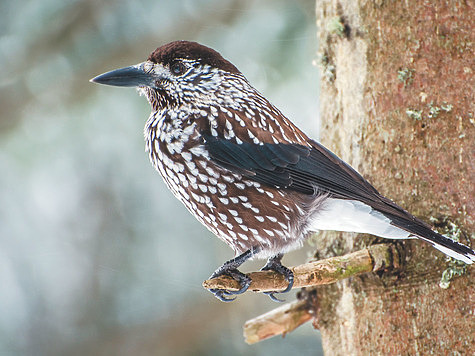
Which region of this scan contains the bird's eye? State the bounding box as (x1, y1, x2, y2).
(170, 62, 186, 76)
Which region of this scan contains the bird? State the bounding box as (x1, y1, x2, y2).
(91, 40, 475, 302)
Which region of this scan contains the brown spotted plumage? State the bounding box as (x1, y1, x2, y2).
(91, 41, 475, 302)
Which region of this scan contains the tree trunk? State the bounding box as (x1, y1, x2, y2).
(313, 1, 474, 354)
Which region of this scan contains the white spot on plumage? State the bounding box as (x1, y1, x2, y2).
(181, 151, 192, 161)
(186, 173, 197, 184)
(222, 175, 235, 183)
(234, 216, 243, 224)
(251, 206, 260, 213)
(198, 173, 208, 183)
(235, 183, 245, 189)
(254, 234, 267, 244)
(238, 233, 249, 241)
(177, 173, 188, 187)
(189, 146, 209, 158)
(278, 222, 289, 230)
(255, 216, 265, 222)
(185, 160, 196, 171)
(263, 229, 275, 237)
(191, 191, 202, 202)
(205, 167, 219, 178)
(237, 241, 247, 249)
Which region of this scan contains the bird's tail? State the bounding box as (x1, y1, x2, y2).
(388, 214, 475, 264)
(411, 229, 474, 264)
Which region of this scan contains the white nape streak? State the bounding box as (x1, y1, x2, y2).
(310, 198, 412, 239)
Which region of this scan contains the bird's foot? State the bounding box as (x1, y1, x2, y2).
(207, 248, 258, 302)
(260, 254, 294, 302)
(208, 268, 251, 302)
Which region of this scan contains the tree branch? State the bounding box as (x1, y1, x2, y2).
(243, 298, 314, 344)
(238, 244, 401, 344)
(203, 243, 400, 293)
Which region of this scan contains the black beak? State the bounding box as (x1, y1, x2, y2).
(90, 64, 154, 87)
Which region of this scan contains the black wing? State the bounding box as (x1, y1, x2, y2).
(203, 134, 381, 202)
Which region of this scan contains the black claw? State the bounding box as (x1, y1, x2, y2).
(209, 289, 237, 302)
(208, 268, 251, 301)
(206, 248, 259, 302)
(263, 291, 286, 303)
(261, 253, 294, 302)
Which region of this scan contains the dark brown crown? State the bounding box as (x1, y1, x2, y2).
(147, 41, 240, 74)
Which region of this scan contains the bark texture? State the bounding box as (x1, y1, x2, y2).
(313, 1, 474, 355)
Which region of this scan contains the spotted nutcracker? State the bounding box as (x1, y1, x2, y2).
(91, 41, 474, 302)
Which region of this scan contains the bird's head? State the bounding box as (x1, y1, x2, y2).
(91, 41, 242, 110)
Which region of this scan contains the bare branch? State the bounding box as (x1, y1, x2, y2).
(238, 244, 400, 344)
(203, 244, 400, 293)
(243, 298, 313, 344)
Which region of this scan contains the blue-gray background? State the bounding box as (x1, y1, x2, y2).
(0, 0, 323, 355)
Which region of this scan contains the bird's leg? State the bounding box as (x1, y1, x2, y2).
(208, 247, 260, 302)
(260, 253, 294, 302)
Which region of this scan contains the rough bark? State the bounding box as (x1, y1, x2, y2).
(313, 1, 474, 355)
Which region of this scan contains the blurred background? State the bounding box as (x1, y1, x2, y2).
(0, 0, 322, 355)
